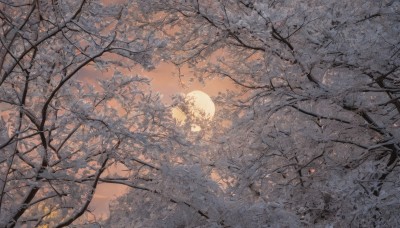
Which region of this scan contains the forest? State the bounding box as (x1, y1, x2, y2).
(0, 0, 399, 227)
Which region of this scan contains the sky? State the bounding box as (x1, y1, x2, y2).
(78, 60, 236, 219)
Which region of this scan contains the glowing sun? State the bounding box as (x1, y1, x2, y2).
(172, 90, 215, 131)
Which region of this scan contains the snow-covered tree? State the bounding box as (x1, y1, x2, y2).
(2, 0, 399, 226)
(0, 1, 180, 227)
(108, 0, 400, 227)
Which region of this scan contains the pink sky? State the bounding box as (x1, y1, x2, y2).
(79, 60, 236, 219)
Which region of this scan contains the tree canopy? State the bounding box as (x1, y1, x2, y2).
(1, 0, 400, 227)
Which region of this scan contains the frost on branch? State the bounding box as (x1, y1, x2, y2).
(0, 0, 172, 227)
(1, 0, 400, 227)
(108, 0, 400, 227)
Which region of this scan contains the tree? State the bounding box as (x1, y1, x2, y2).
(107, 0, 400, 227)
(0, 1, 181, 227)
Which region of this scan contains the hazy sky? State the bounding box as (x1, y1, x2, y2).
(79, 60, 236, 219)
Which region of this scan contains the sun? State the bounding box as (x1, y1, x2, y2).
(186, 90, 215, 119)
(172, 90, 215, 131)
